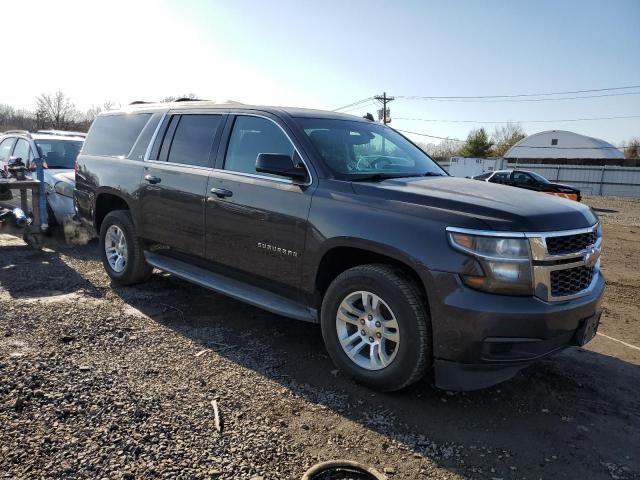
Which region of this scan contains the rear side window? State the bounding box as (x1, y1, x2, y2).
(166, 114, 222, 167)
(0, 137, 16, 162)
(83, 113, 152, 157)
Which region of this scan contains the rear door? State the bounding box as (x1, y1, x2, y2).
(204, 114, 314, 292)
(139, 112, 225, 256)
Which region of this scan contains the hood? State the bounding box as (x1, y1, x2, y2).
(351, 176, 596, 232)
(45, 169, 75, 185)
(547, 182, 580, 193)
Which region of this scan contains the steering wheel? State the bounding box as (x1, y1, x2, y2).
(370, 156, 393, 169)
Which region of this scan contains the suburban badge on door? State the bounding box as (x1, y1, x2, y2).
(257, 242, 298, 257)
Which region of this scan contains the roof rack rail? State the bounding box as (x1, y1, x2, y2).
(2, 129, 32, 136)
(36, 129, 87, 138)
(129, 100, 151, 105)
(174, 97, 205, 102)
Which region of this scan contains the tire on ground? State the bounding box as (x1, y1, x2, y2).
(320, 263, 432, 392)
(99, 209, 152, 285)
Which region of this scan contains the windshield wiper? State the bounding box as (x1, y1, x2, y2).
(349, 172, 446, 182)
(349, 173, 408, 182)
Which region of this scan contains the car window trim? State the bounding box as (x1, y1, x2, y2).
(220, 113, 313, 187)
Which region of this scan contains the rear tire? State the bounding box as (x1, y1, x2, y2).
(320, 264, 432, 392)
(99, 210, 152, 285)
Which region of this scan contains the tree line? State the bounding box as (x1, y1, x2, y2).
(417, 123, 639, 161)
(0, 91, 202, 133)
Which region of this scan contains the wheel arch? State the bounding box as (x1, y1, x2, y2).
(313, 239, 434, 312)
(94, 189, 133, 233)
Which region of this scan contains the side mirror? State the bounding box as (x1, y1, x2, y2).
(256, 153, 307, 180)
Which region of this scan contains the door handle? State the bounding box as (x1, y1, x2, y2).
(210, 187, 233, 198)
(144, 174, 161, 184)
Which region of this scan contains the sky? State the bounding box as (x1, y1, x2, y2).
(1, 0, 639, 146)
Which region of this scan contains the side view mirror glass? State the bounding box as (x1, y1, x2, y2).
(255, 153, 307, 180)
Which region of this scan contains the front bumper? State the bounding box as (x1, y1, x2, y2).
(427, 270, 604, 391)
(46, 192, 75, 224)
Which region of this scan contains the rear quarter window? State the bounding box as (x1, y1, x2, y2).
(82, 113, 152, 157)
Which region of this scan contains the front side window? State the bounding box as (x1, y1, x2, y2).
(35, 139, 83, 169)
(528, 171, 549, 184)
(224, 116, 295, 177)
(299, 118, 445, 180)
(166, 114, 222, 167)
(512, 172, 533, 184)
(0, 137, 16, 162)
(83, 113, 151, 157)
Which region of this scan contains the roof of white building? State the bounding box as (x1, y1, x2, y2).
(503, 130, 624, 159)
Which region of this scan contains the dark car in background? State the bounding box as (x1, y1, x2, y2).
(473, 169, 582, 201)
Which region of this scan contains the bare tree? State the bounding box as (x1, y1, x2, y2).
(624, 137, 640, 159)
(36, 91, 77, 129)
(418, 139, 462, 160)
(84, 101, 117, 123)
(491, 122, 526, 157)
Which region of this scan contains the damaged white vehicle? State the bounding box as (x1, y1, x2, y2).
(0, 130, 85, 228)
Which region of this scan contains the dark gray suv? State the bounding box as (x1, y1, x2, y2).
(74, 102, 604, 391)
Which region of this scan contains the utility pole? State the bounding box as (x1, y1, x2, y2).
(374, 92, 394, 125)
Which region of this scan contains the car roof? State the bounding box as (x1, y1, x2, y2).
(101, 101, 374, 123)
(0, 132, 85, 141)
(31, 133, 85, 141)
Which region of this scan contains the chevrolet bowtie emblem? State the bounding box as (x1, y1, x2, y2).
(584, 246, 600, 268)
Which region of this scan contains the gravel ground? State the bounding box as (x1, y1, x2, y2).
(1, 196, 639, 479)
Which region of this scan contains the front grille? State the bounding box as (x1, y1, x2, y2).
(550, 266, 594, 297)
(546, 231, 597, 255)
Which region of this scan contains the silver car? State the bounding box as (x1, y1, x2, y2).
(0, 130, 85, 228)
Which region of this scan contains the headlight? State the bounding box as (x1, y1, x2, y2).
(447, 229, 533, 295)
(54, 181, 74, 198)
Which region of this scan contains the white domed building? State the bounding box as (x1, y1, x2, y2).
(504, 130, 624, 163)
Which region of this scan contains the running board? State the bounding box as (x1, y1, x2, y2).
(144, 251, 317, 323)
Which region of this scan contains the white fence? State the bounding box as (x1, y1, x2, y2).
(439, 162, 640, 198)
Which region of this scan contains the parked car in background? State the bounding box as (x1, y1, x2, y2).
(0, 130, 85, 228)
(473, 169, 582, 201)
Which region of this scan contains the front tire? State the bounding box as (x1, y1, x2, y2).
(99, 210, 152, 285)
(321, 264, 432, 392)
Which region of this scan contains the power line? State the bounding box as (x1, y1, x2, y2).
(394, 114, 640, 124)
(395, 84, 640, 101)
(394, 128, 625, 149)
(396, 91, 640, 103)
(332, 97, 374, 112)
(339, 100, 378, 114)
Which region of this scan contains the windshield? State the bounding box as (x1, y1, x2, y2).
(35, 139, 83, 169)
(299, 118, 446, 179)
(528, 171, 550, 184)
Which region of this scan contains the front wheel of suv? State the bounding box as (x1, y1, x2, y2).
(320, 264, 432, 392)
(99, 210, 152, 285)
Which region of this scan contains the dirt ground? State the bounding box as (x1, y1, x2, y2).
(1, 196, 639, 480)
